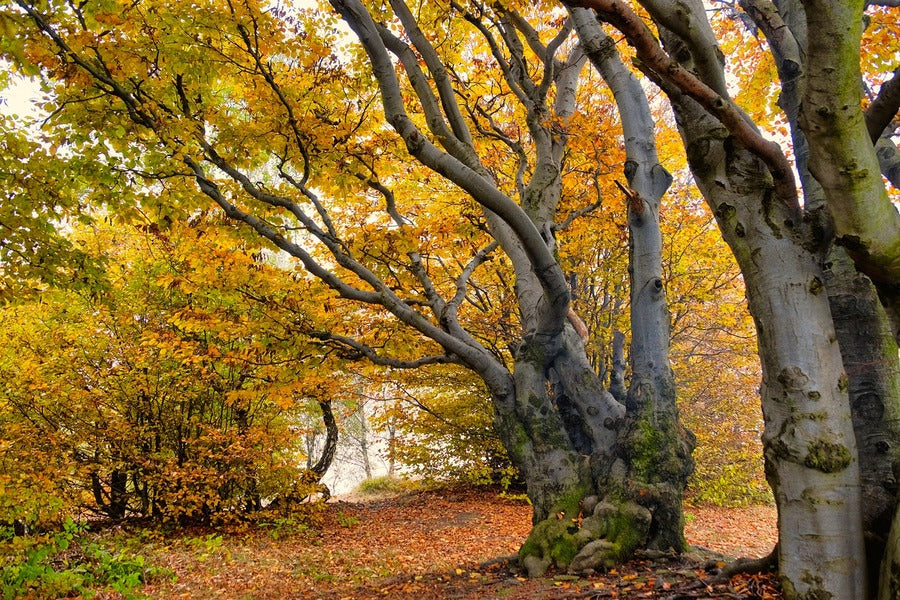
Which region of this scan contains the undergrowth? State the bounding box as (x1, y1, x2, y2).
(0, 519, 169, 599)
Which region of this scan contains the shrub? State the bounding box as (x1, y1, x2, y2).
(356, 475, 411, 495)
(0, 519, 166, 599)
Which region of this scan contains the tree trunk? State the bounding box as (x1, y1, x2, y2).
(311, 399, 338, 478)
(609, 329, 626, 403)
(826, 247, 900, 596)
(355, 402, 373, 480)
(324, 0, 692, 577)
(740, 3, 900, 594)
(668, 84, 867, 599)
(386, 423, 397, 477)
(572, 6, 694, 555)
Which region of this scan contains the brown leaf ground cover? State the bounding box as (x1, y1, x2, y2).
(137, 488, 779, 599)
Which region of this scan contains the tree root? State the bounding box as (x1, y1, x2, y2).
(709, 544, 778, 583)
(478, 555, 518, 570)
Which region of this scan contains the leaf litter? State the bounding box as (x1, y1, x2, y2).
(138, 487, 780, 599)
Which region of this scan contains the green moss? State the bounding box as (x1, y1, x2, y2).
(605, 507, 649, 560)
(549, 534, 579, 566)
(804, 439, 852, 474)
(798, 571, 833, 600)
(518, 341, 547, 367)
(519, 516, 575, 567)
(519, 484, 592, 569)
(629, 412, 686, 484)
(838, 374, 849, 393)
(808, 276, 824, 295)
(629, 417, 663, 481)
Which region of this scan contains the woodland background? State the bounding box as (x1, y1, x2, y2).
(0, 0, 897, 597)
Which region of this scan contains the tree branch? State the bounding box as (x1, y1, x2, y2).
(865, 67, 900, 143)
(389, 0, 474, 146)
(306, 329, 457, 369)
(567, 0, 799, 212)
(331, 0, 571, 339)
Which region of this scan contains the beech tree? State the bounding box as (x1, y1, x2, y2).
(4, 0, 696, 577)
(564, 1, 899, 598)
(3, 0, 899, 598)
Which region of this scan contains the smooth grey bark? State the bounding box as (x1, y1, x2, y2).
(881, 503, 900, 600)
(865, 67, 900, 144)
(570, 6, 694, 556)
(329, 0, 690, 576)
(609, 329, 627, 403)
(740, 3, 900, 596)
(619, 2, 869, 594)
(672, 95, 867, 600)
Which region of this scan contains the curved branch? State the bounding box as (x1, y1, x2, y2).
(567, 0, 799, 212)
(310, 400, 338, 477)
(866, 67, 900, 143)
(799, 0, 900, 285)
(376, 23, 480, 167)
(234, 13, 312, 186)
(357, 173, 447, 320)
(449, 1, 533, 109)
(389, 0, 474, 146)
(446, 240, 500, 317)
(306, 329, 457, 369)
(331, 0, 571, 338)
(555, 199, 603, 232)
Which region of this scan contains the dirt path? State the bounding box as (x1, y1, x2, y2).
(139, 488, 779, 599)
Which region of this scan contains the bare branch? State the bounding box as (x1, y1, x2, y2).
(554, 199, 603, 232)
(182, 156, 379, 305)
(449, 1, 533, 109)
(376, 23, 481, 168)
(446, 240, 500, 316)
(233, 18, 313, 187)
(331, 0, 571, 338)
(389, 0, 474, 146)
(355, 173, 448, 321)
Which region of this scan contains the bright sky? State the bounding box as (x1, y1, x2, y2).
(0, 71, 44, 119)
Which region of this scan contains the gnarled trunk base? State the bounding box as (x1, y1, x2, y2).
(507, 331, 693, 576)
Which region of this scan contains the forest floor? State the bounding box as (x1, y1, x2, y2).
(132, 487, 780, 599)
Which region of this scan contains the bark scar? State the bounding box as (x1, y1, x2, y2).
(615, 179, 644, 215)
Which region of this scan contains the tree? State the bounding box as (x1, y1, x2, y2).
(3, 0, 697, 576)
(0, 218, 335, 524)
(4, 0, 899, 597)
(562, 0, 899, 597)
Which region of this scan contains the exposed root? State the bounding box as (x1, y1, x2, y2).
(710, 544, 778, 583)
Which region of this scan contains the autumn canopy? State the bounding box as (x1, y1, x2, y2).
(0, 0, 898, 599)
